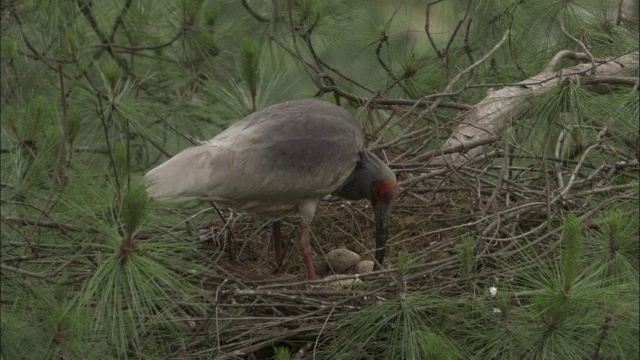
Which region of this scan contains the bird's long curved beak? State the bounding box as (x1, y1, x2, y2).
(373, 202, 392, 270)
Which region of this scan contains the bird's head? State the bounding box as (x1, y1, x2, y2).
(333, 150, 398, 270)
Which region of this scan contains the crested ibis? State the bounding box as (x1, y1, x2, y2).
(144, 99, 398, 279)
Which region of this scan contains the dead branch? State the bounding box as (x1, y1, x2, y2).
(429, 51, 639, 166)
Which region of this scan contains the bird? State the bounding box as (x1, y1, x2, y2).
(143, 99, 398, 279)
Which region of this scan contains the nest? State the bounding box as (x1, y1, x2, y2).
(156, 142, 637, 358)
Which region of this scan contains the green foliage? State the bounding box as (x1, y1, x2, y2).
(181, 0, 204, 25)
(1, 35, 15, 56)
(202, 3, 219, 28)
(204, 50, 309, 120)
(75, 239, 208, 358)
(102, 60, 122, 91)
(1, 280, 113, 359)
(491, 212, 639, 359)
(521, 82, 584, 154)
(240, 37, 261, 110)
(274, 346, 294, 360)
(396, 250, 411, 275)
(457, 235, 475, 277)
(112, 141, 129, 186)
(27, 95, 53, 141)
(320, 295, 465, 359)
(422, 333, 458, 360)
(560, 214, 583, 294)
(120, 182, 150, 235)
(66, 110, 82, 147)
(586, 207, 640, 287)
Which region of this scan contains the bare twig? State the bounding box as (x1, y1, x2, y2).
(557, 13, 596, 72)
(544, 50, 595, 73)
(242, 0, 269, 22)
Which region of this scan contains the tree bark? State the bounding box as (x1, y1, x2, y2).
(617, 0, 639, 29)
(430, 51, 639, 166)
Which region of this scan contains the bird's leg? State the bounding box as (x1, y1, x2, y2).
(297, 200, 318, 280)
(298, 223, 317, 280)
(271, 221, 284, 270)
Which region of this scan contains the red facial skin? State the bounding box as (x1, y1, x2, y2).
(370, 180, 399, 206)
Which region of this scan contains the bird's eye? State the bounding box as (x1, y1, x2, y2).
(378, 190, 388, 201)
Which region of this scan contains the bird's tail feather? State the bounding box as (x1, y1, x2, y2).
(143, 146, 215, 201)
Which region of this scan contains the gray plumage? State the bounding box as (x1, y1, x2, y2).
(145, 99, 363, 218)
(144, 99, 397, 279)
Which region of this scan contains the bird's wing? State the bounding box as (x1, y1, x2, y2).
(144, 145, 228, 201)
(144, 100, 364, 203)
